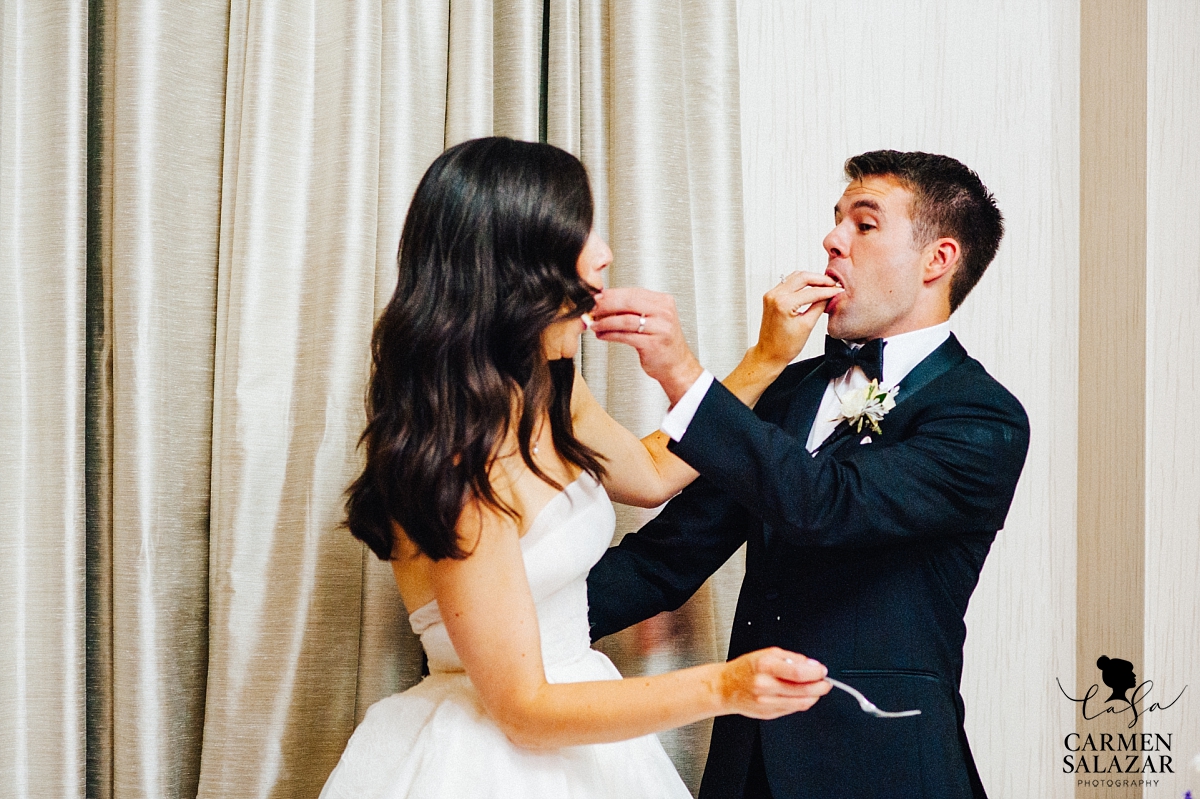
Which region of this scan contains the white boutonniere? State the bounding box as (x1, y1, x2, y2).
(833, 380, 898, 434)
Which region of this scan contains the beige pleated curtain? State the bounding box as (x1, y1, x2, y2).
(0, 1, 744, 797)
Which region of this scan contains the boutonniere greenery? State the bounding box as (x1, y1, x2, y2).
(833, 380, 898, 434)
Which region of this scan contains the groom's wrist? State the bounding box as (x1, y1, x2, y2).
(661, 357, 706, 407)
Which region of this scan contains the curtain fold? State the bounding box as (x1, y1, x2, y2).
(678, 0, 746, 376)
(197, 2, 384, 794)
(87, 2, 232, 797)
(86, 2, 117, 794)
(353, 0, 449, 727)
(493, 0, 543, 141)
(0, 1, 89, 797)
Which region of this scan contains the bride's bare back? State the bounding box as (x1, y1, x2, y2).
(389, 421, 578, 617)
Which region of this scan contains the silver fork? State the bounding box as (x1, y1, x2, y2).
(826, 678, 921, 719)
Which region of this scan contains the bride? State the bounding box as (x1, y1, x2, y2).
(321, 137, 838, 798)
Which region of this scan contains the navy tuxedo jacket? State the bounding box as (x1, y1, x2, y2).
(588, 335, 1029, 799)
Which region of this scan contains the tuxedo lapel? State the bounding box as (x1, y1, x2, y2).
(811, 420, 855, 458)
(894, 333, 967, 408)
(781, 360, 831, 436)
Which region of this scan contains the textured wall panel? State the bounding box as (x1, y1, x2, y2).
(1078, 2, 1147, 794)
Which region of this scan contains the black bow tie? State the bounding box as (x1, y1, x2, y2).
(823, 335, 885, 382)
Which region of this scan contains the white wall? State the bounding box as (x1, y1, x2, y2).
(1146, 0, 1200, 793)
(737, 3, 1079, 795)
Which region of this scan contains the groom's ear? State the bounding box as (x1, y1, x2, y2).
(923, 237, 961, 286)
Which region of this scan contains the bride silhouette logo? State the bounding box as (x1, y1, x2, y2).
(1096, 656, 1137, 703)
(1056, 654, 1187, 730)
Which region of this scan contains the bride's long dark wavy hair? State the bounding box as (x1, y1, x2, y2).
(346, 137, 606, 562)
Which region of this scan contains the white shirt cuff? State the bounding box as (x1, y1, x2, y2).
(659, 370, 715, 442)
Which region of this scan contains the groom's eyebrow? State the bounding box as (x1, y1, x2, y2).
(849, 199, 883, 214)
(834, 198, 884, 219)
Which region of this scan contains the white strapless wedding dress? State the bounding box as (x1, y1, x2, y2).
(319, 472, 692, 799)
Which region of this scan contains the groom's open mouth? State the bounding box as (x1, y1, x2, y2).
(825, 269, 846, 311)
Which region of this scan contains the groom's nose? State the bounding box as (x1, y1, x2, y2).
(823, 225, 847, 259)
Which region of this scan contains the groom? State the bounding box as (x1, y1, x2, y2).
(587, 151, 1029, 799)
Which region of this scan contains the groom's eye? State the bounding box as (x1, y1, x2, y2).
(857, 223, 876, 232)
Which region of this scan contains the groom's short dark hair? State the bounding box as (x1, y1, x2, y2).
(844, 151, 1004, 312)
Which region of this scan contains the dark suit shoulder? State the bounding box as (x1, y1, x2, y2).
(927, 349, 1029, 430)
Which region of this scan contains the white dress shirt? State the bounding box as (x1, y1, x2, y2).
(660, 322, 951, 451)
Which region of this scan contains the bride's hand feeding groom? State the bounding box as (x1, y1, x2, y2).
(588, 269, 843, 409)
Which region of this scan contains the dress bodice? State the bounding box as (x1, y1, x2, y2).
(408, 471, 615, 675)
(322, 470, 692, 798)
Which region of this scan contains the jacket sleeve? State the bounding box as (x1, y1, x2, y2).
(587, 473, 750, 641)
(668, 378, 1030, 549)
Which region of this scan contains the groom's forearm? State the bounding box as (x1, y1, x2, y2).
(634, 338, 789, 411)
(587, 529, 721, 641)
(659, 350, 790, 445)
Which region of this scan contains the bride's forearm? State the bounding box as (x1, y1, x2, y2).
(495, 649, 825, 750)
(720, 273, 841, 407)
(720, 344, 792, 409)
(625, 429, 697, 505)
(572, 370, 697, 507)
(497, 663, 725, 749)
(625, 349, 791, 497)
